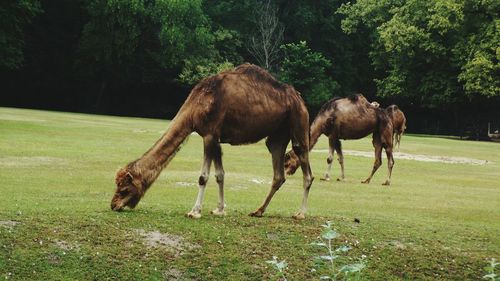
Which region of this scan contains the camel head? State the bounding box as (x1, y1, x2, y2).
(284, 151, 300, 176)
(111, 168, 143, 211)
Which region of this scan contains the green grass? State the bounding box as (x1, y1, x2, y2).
(0, 107, 499, 280)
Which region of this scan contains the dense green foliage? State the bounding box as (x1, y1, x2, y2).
(0, 0, 498, 132)
(0, 0, 41, 69)
(338, 0, 499, 106)
(279, 41, 338, 108)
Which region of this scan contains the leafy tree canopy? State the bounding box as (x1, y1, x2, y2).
(279, 41, 338, 108)
(0, 0, 41, 70)
(338, 0, 499, 107)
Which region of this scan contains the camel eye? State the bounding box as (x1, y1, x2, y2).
(119, 190, 129, 196)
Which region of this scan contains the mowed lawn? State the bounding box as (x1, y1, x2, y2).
(0, 107, 499, 280)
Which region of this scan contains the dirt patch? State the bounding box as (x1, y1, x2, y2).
(229, 185, 248, 191)
(0, 220, 20, 229)
(163, 268, 184, 281)
(0, 156, 68, 167)
(175, 182, 196, 187)
(249, 178, 271, 185)
(385, 240, 407, 250)
(135, 229, 200, 256)
(47, 253, 62, 265)
(54, 239, 80, 252)
(132, 128, 163, 134)
(312, 149, 489, 165)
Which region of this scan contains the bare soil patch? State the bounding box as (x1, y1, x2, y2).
(0, 156, 68, 167)
(163, 268, 184, 281)
(249, 178, 271, 185)
(175, 181, 196, 187)
(54, 239, 80, 252)
(312, 149, 489, 165)
(135, 229, 200, 256)
(0, 220, 20, 229)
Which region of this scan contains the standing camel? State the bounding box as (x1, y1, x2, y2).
(386, 105, 406, 151)
(285, 94, 394, 185)
(110, 64, 314, 219)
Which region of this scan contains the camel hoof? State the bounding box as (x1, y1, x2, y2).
(249, 210, 264, 217)
(185, 211, 202, 219)
(292, 213, 306, 220)
(210, 209, 226, 216)
(336, 178, 344, 182)
(382, 181, 391, 186)
(361, 179, 370, 184)
(320, 177, 330, 181)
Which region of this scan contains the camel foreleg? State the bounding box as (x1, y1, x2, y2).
(187, 136, 216, 219)
(320, 138, 335, 181)
(333, 139, 345, 181)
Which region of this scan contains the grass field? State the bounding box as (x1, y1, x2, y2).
(1, 107, 499, 280)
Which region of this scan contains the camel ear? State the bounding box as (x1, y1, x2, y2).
(115, 169, 134, 186)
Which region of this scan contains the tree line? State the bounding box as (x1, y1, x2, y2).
(1, 0, 498, 135)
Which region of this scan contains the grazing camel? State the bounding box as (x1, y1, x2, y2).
(386, 105, 406, 151)
(110, 64, 314, 219)
(285, 94, 394, 185)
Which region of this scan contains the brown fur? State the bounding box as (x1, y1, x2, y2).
(385, 105, 406, 150)
(284, 94, 395, 185)
(111, 63, 314, 219)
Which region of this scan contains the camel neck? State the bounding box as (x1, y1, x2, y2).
(133, 112, 192, 191)
(309, 118, 324, 150)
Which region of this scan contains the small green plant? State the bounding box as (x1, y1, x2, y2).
(266, 256, 288, 281)
(311, 221, 366, 281)
(483, 258, 499, 280)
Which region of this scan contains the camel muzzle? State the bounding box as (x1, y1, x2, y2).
(110, 201, 123, 211)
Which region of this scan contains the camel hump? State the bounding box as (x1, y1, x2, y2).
(232, 63, 287, 91)
(192, 74, 223, 95)
(347, 93, 366, 103)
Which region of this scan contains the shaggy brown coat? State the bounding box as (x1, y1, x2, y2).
(111, 64, 314, 219)
(285, 94, 395, 185)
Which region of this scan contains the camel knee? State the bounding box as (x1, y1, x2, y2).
(198, 174, 209, 186)
(272, 177, 286, 191)
(326, 156, 333, 164)
(374, 159, 382, 168)
(215, 172, 224, 184)
(292, 144, 306, 156)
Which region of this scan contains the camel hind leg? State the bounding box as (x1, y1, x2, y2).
(211, 142, 226, 215)
(362, 134, 382, 184)
(289, 111, 314, 220)
(249, 135, 288, 217)
(382, 129, 395, 186)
